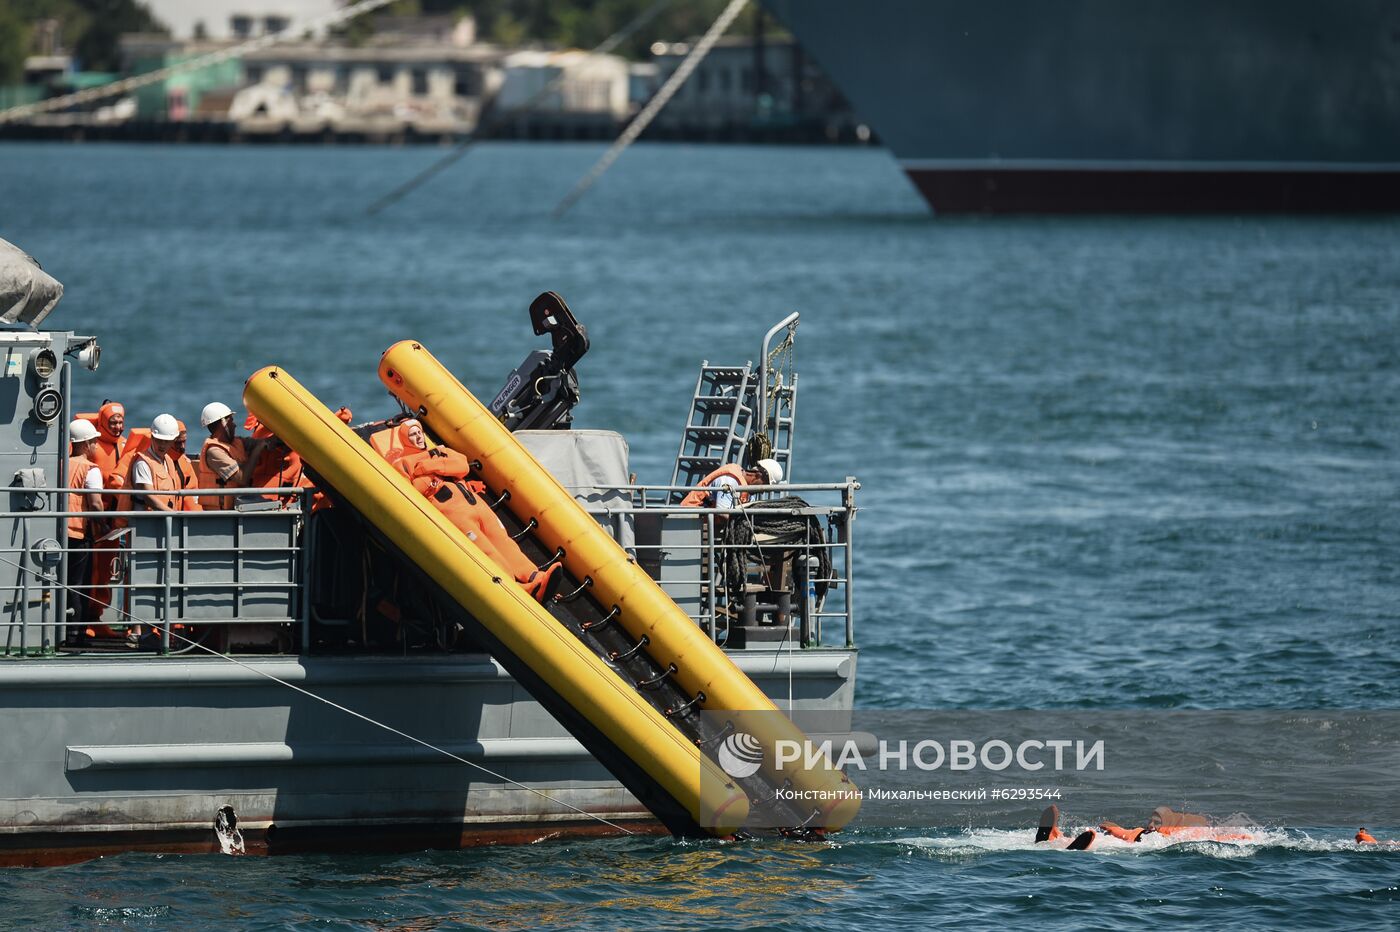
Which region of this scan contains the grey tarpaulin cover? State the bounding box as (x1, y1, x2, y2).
(0, 238, 63, 327)
(516, 429, 634, 552)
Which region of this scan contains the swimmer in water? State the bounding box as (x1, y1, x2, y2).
(1033, 805, 1096, 850)
(1035, 805, 1252, 850)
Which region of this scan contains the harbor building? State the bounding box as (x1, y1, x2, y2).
(231, 42, 500, 137)
(139, 0, 340, 42)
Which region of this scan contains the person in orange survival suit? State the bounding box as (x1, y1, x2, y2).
(86, 401, 127, 481)
(1036, 805, 1254, 850)
(1097, 806, 1256, 843)
(386, 419, 560, 602)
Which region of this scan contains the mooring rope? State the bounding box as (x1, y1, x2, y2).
(553, 0, 750, 218)
(367, 0, 677, 216)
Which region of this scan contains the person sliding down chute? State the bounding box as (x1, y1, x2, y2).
(385, 419, 560, 602)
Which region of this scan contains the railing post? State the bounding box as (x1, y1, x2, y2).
(706, 510, 717, 642)
(300, 491, 312, 654)
(757, 311, 799, 447)
(160, 512, 172, 655)
(17, 519, 28, 656)
(843, 477, 856, 649)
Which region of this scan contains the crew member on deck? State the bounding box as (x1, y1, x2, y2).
(128, 414, 182, 512)
(65, 419, 106, 624)
(680, 458, 784, 509)
(197, 402, 263, 508)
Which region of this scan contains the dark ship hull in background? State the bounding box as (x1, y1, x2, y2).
(762, 0, 1400, 212)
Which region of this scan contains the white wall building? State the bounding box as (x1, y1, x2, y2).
(142, 0, 340, 41)
(232, 42, 500, 130)
(496, 50, 630, 117)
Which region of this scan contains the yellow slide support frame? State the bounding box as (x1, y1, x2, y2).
(379, 341, 861, 830)
(244, 366, 750, 836)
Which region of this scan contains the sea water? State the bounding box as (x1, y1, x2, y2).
(0, 142, 1397, 928)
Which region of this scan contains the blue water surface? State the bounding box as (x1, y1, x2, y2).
(0, 141, 1397, 928)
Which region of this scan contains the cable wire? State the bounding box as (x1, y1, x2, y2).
(366, 0, 676, 216)
(0, 550, 637, 836)
(553, 0, 750, 218)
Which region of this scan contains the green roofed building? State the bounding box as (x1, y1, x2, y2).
(119, 35, 243, 120)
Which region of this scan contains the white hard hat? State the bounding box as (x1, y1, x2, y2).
(200, 401, 233, 428)
(150, 413, 180, 441)
(69, 419, 99, 443)
(756, 458, 783, 484)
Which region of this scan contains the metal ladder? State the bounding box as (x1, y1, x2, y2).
(670, 362, 757, 501)
(669, 313, 800, 500)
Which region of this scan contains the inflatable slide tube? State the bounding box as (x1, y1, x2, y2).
(378, 341, 861, 831)
(244, 366, 749, 837)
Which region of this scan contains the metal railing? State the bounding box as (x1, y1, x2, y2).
(585, 479, 858, 649)
(0, 477, 857, 658)
(0, 487, 307, 657)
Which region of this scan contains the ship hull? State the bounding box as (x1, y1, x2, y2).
(904, 164, 1400, 214)
(0, 650, 855, 865)
(763, 0, 1400, 212)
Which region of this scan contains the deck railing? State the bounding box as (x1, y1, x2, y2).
(0, 478, 857, 657)
(0, 487, 307, 657)
(589, 479, 858, 649)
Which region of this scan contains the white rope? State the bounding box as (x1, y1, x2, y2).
(553, 0, 750, 217)
(0, 550, 637, 836)
(0, 0, 404, 124)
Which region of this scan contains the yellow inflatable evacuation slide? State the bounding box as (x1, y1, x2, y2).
(245, 345, 858, 837)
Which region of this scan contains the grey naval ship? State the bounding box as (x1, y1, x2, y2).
(0, 242, 859, 865)
(763, 0, 1400, 212)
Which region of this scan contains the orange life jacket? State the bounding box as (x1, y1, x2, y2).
(89, 435, 124, 481)
(1357, 829, 1378, 844)
(680, 463, 749, 507)
(197, 436, 257, 510)
(107, 431, 152, 490)
(170, 451, 202, 511)
(251, 446, 308, 507)
(126, 449, 177, 512)
(67, 454, 98, 539)
(107, 432, 155, 520)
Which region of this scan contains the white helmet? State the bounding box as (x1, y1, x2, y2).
(756, 458, 783, 484)
(150, 413, 180, 441)
(69, 419, 99, 443)
(200, 401, 233, 428)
